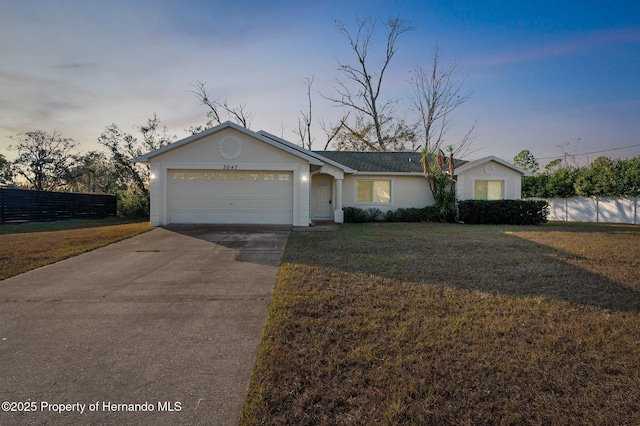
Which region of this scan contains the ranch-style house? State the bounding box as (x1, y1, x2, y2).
(136, 121, 530, 226)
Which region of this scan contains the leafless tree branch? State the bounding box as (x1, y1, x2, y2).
(409, 46, 474, 157)
(190, 81, 253, 129)
(323, 17, 413, 151)
(293, 76, 314, 149)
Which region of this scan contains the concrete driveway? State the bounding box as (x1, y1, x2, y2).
(0, 225, 290, 425)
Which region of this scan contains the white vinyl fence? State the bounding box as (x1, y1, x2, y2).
(540, 197, 640, 224)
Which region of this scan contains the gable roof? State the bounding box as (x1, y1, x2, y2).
(314, 151, 468, 174)
(135, 121, 323, 166)
(258, 131, 355, 173)
(134, 122, 527, 177)
(454, 155, 532, 176)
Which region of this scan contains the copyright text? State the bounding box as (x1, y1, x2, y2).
(2, 401, 182, 414)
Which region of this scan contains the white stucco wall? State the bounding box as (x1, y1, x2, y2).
(146, 128, 312, 226)
(341, 174, 434, 212)
(456, 160, 523, 200)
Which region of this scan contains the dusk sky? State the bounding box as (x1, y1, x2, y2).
(1, 0, 639, 167)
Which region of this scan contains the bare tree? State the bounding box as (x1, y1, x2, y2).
(410, 46, 475, 157)
(8, 130, 78, 191)
(294, 76, 314, 149)
(324, 17, 414, 151)
(410, 47, 476, 219)
(319, 113, 350, 150)
(190, 81, 253, 129)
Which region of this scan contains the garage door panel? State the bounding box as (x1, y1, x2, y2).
(167, 170, 293, 224)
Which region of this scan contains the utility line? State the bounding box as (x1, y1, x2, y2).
(537, 142, 640, 160)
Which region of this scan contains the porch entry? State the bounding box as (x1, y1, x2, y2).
(312, 175, 333, 220)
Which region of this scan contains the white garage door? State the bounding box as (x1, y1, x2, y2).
(167, 170, 293, 224)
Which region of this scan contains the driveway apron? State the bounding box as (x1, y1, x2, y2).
(0, 226, 289, 425)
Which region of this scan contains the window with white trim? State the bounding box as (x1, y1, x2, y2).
(356, 180, 391, 203)
(475, 180, 504, 200)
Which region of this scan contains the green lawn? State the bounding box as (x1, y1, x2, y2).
(242, 222, 640, 425)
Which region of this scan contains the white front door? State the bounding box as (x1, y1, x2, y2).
(312, 176, 333, 220)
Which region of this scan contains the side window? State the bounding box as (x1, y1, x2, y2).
(356, 180, 391, 203)
(475, 180, 504, 200)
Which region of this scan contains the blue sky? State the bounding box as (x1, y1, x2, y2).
(1, 0, 639, 166)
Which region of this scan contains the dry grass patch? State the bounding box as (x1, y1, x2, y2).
(509, 223, 640, 292)
(243, 222, 640, 425)
(0, 219, 151, 280)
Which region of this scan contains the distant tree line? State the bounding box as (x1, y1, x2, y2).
(2, 115, 174, 217)
(516, 151, 640, 198)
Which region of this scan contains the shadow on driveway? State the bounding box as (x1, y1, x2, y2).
(164, 224, 291, 267)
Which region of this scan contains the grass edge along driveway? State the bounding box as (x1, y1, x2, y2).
(242, 222, 640, 425)
(0, 219, 152, 281)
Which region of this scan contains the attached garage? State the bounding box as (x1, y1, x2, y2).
(136, 122, 327, 226)
(166, 169, 293, 224)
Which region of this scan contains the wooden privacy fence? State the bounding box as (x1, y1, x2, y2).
(537, 196, 640, 225)
(0, 188, 117, 224)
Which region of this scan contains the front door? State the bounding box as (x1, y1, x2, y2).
(312, 176, 333, 220)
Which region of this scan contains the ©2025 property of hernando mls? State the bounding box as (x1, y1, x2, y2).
(136, 121, 530, 226)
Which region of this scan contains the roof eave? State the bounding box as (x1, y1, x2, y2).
(258, 131, 354, 171)
(455, 155, 531, 176)
(134, 121, 323, 166)
(351, 171, 425, 176)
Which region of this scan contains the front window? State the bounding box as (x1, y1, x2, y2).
(475, 180, 504, 200)
(356, 180, 391, 203)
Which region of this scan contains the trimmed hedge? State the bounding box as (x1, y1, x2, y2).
(343, 206, 443, 223)
(457, 199, 548, 225)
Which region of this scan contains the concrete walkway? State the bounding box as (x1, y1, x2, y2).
(0, 226, 290, 425)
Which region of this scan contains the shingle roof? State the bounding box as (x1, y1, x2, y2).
(313, 151, 468, 173)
